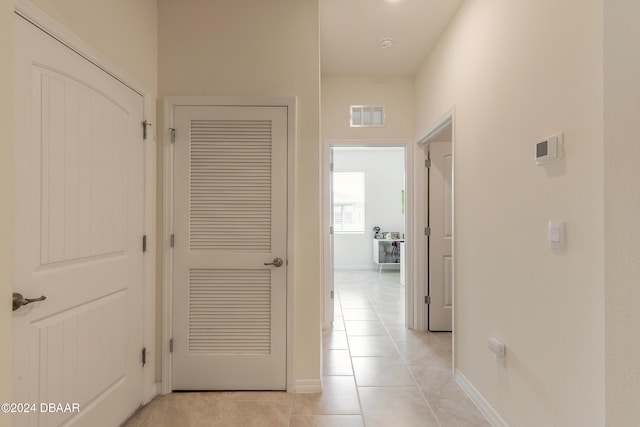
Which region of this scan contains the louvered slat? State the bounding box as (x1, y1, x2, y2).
(189, 269, 271, 354)
(189, 120, 272, 252)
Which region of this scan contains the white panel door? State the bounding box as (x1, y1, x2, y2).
(13, 16, 145, 427)
(428, 141, 453, 331)
(172, 105, 287, 390)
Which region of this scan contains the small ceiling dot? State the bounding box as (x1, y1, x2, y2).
(379, 38, 395, 49)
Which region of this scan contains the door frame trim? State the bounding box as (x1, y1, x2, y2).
(162, 96, 297, 393)
(415, 106, 456, 353)
(322, 139, 415, 329)
(14, 0, 157, 404)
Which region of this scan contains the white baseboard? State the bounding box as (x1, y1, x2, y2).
(334, 265, 401, 270)
(294, 379, 322, 393)
(455, 369, 508, 427)
(378, 265, 400, 270)
(145, 382, 160, 404)
(334, 265, 377, 270)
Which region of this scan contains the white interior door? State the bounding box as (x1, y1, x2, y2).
(13, 15, 145, 426)
(428, 141, 453, 331)
(172, 105, 288, 390)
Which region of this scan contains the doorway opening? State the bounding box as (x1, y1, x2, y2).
(416, 109, 454, 334)
(323, 143, 412, 331)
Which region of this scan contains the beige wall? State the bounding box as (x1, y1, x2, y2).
(1, 0, 14, 419)
(28, 0, 158, 91)
(415, 1, 605, 425)
(158, 0, 321, 384)
(322, 76, 415, 141)
(603, 1, 640, 425)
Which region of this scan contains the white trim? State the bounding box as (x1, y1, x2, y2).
(142, 94, 157, 404)
(415, 106, 455, 334)
(414, 107, 455, 340)
(416, 108, 454, 147)
(412, 141, 427, 332)
(455, 369, 508, 427)
(294, 379, 323, 393)
(451, 108, 457, 366)
(14, 0, 157, 406)
(162, 96, 297, 393)
(161, 99, 175, 394)
(322, 139, 414, 329)
(286, 99, 297, 394)
(145, 382, 160, 405)
(322, 142, 333, 330)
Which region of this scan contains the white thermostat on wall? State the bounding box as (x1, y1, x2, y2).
(535, 133, 563, 165)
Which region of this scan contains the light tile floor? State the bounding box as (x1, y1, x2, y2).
(123, 269, 490, 427)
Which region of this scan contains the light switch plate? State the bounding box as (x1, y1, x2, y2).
(548, 220, 565, 250)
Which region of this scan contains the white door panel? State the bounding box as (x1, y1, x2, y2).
(172, 105, 287, 390)
(428, 141, 452, 331)
(13, 16, 145, 427)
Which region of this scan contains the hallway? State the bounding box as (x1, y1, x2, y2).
(123, 270, 489, 426)
(322, 269, 489, 426)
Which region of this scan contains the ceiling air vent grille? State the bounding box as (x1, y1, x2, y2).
(350, 105, 385, 127)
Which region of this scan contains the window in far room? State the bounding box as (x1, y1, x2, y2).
(333, 172, 365, 233)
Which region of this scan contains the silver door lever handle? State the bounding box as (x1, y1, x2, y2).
(13, 292, 46, 312)
(264, 258, 284, 267)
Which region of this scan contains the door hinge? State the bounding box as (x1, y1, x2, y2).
(142, 347, 147, 366)
(170, 234, 175, 248)
(329, 226, 334, 235)
(425, 158, 431, 168)
(330, 290, 334, 299)
(142, 235, 147, 252)
(425, 295, 431, 305)
(169, 338, 173, 353)
(330, 162, 334, 172)
(424, 227, 431, 237)
(142, 120, 152, 140)
(169, 128, 176, 143)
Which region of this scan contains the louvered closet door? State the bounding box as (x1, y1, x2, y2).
(172, 105, 287, 390)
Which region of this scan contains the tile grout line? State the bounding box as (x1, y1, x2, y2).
(365, 271, 445, 427)
(337, 270, 481, 427)
(336, 282, 367, 427)
(287, 384, 293, 427)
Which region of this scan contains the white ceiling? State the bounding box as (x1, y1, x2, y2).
(320, 0, 465, 77)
